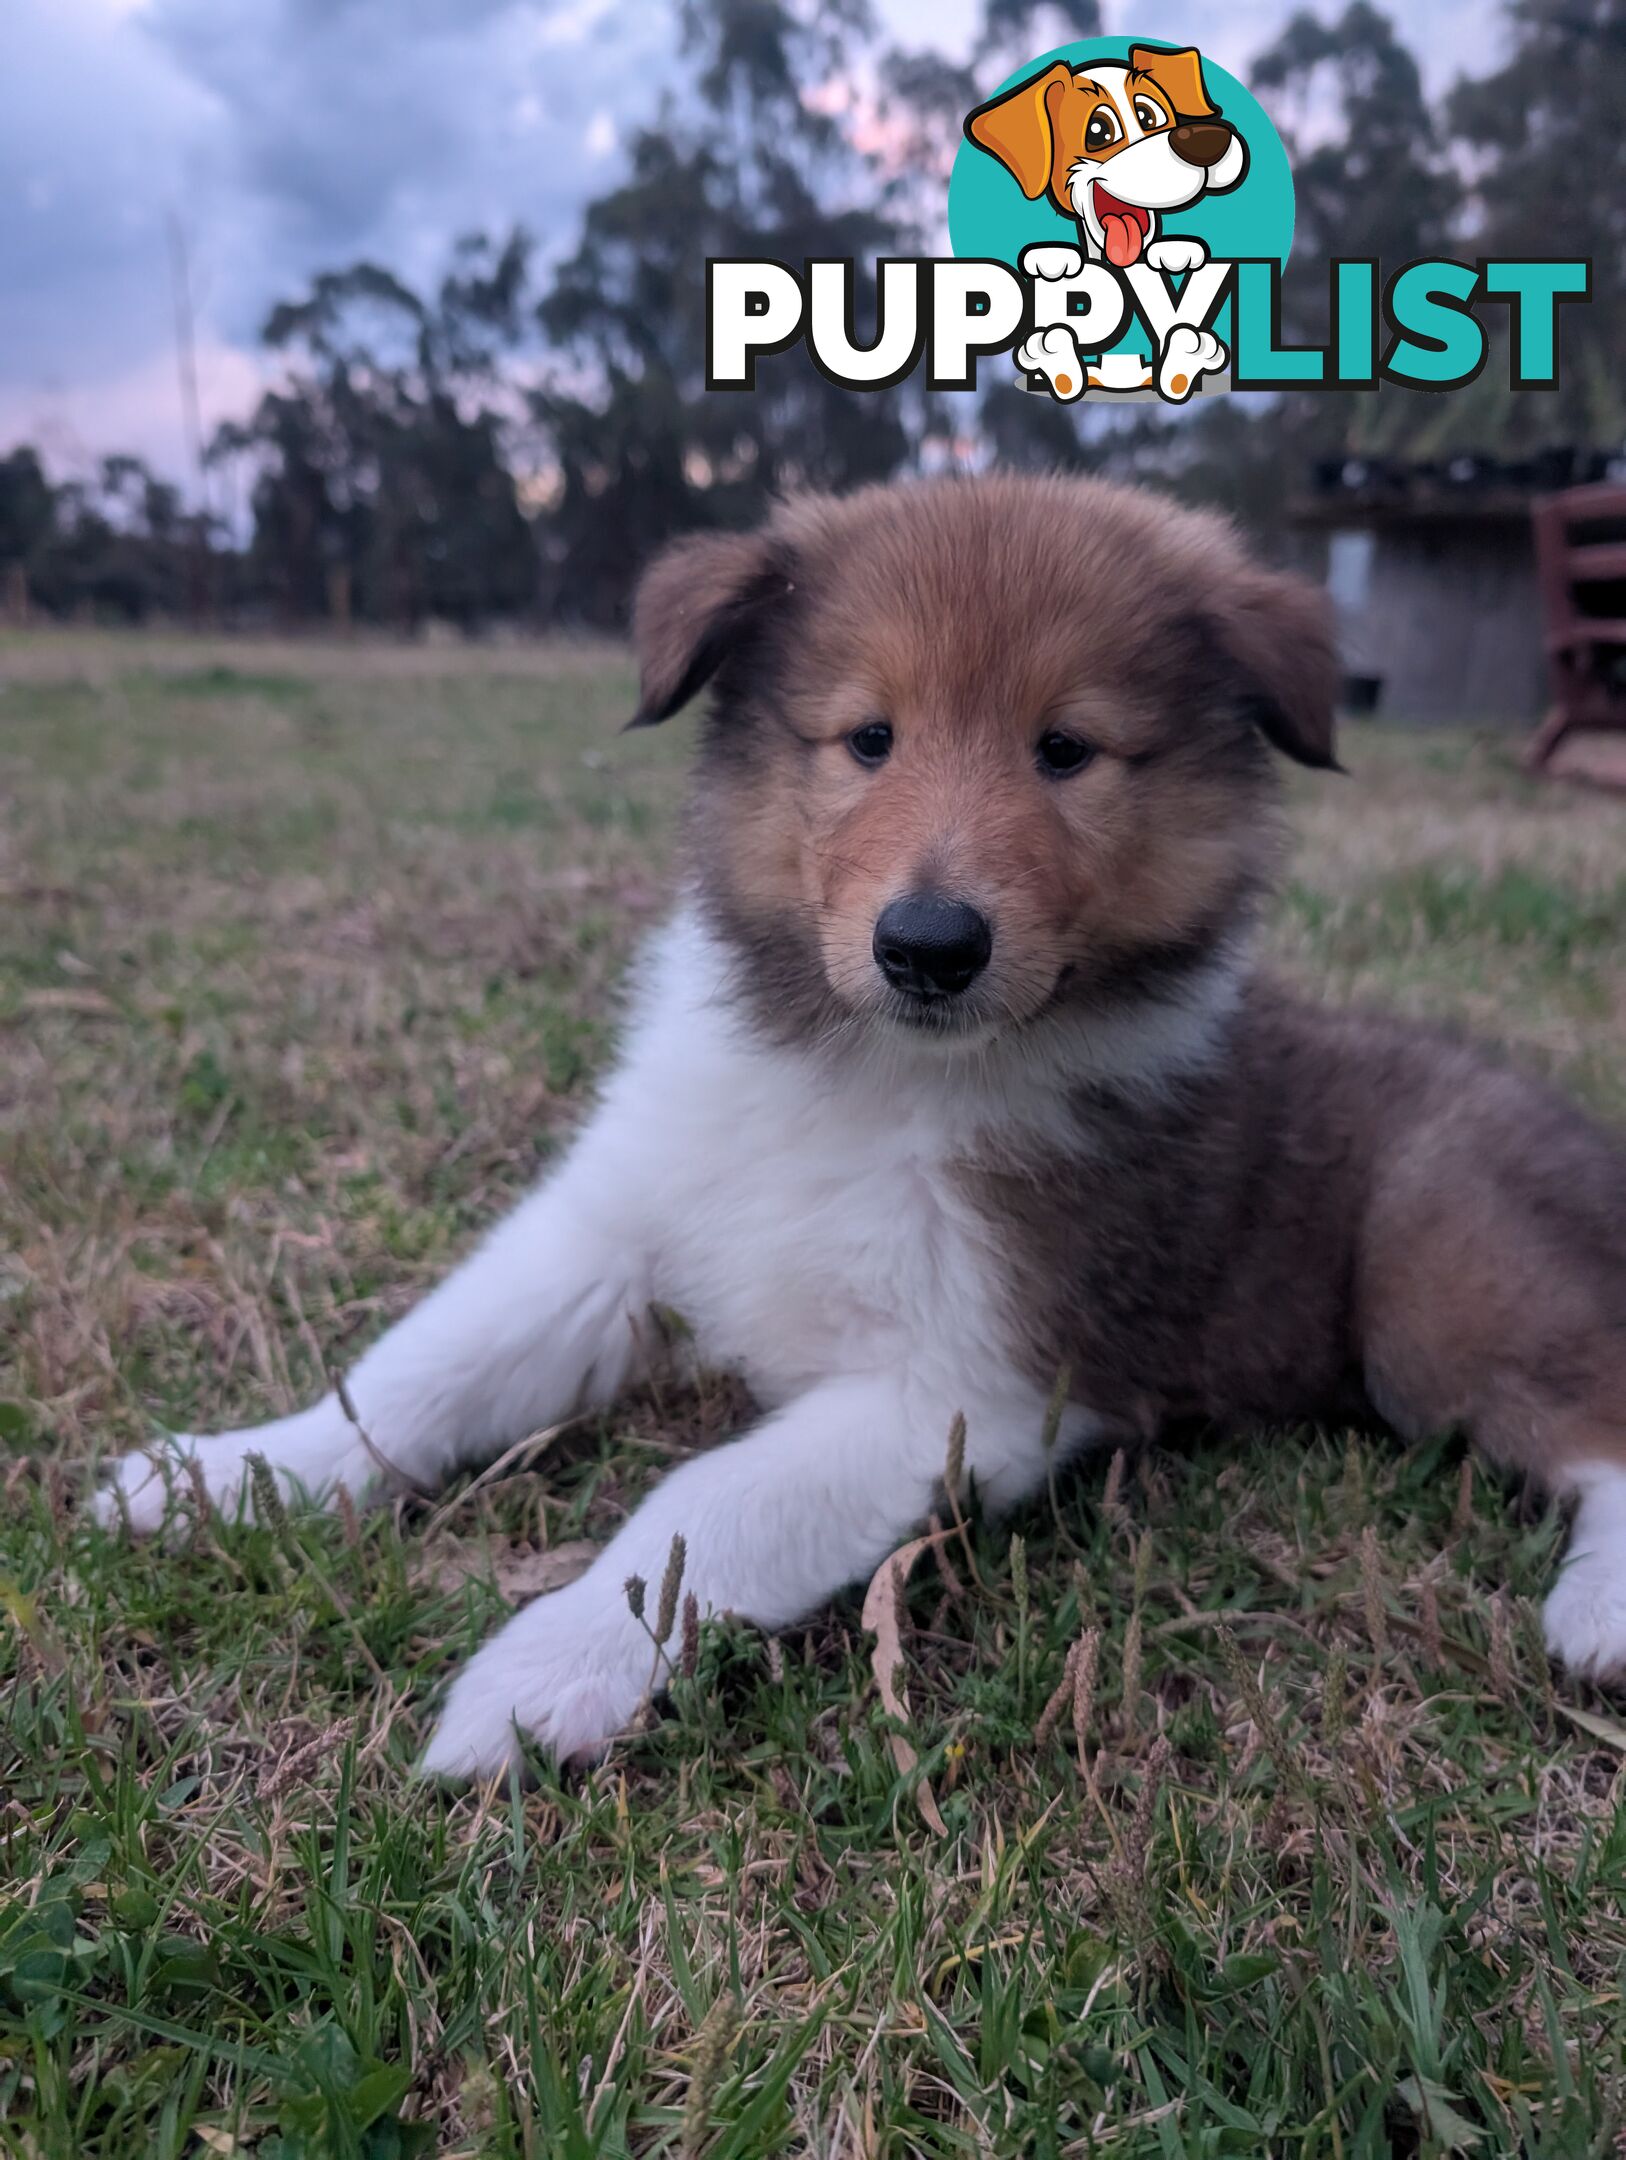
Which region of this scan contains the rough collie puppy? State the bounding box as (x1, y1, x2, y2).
(100, 475, 1626, 1775)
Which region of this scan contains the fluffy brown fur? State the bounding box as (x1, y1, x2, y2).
(633, 472, 1626, 1495)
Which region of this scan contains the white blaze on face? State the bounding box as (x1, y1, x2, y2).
(1157, 324, 1226, 401)
(1017, 325, 1086, 401)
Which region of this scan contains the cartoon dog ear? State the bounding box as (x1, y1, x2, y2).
(629, 529, 793, 727)
(964, 61, 1074, 201)
(1128, 43, 1219, 122)
(1204, 565, 1343, 772)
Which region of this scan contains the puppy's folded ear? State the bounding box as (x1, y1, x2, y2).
(1204, 565, 1343, 772)
(964, 62, 1073, 201)
(629, 529, 792, 727)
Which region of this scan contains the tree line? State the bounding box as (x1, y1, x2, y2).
(3, 0, 1622, 635)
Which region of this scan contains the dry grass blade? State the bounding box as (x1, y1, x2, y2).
(419, 1418, 580, 1538)
(678, 1590, 701, 1678)
(17, 986, 119, 1017)
(1034, 1640, 1078, 1749)
(332, 1367, 433, 1500)
(861, 1532, 951, 1836)
(681, 1991, 742, 2158)
(1071, 1625, 1100, 1789)
(257, 1717, 355, 1802)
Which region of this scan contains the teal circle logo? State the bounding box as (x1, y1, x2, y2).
(949, 38, 1294, 272)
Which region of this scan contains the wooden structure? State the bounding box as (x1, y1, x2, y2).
(1524, 481, 1626, 782)
(1290, 452, 1624, 729)
(1292, 465, 1544, 725)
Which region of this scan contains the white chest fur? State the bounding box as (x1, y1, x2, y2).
(586, 911, 1024, 1407)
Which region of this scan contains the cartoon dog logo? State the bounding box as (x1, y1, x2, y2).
(965, 44, 1247, 399)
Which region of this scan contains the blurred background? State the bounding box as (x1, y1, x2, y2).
(4, 0, 1624, 729)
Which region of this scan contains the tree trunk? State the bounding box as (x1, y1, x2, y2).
(1, 562, 29, 627)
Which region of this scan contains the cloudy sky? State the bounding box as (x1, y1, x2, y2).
(2, 0, 1493, 492)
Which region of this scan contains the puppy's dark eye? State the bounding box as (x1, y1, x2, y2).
(1037, 729, 1096, 778)
(848, 720, 893, 768)
(1085, 106, 1122, 151)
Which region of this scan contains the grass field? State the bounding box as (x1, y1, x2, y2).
(3, 634, 1626, 2158)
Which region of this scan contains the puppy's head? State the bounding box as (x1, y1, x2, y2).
(966, 47, 1247, 264)
(631, 475, 1336, 1055)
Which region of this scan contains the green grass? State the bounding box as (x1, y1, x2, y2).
(3, 642, 1626, 2157)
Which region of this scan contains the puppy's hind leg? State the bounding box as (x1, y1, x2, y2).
(1359, 1128, 1626, 1684)
(1539, 1444, 1626, 1682)
(98, 1112, 658, 1534)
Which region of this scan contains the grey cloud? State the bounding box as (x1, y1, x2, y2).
(2, 0, 671, 410)
(2, 0, 220, 383)
(143, 0, 672, 339)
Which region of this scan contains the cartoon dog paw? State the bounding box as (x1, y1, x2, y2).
(1145, 237, 1210, 276)
(1017, 325, 1086, 401)
(1019, 243, 1086, 283)
(1157, 324, 1226, 402)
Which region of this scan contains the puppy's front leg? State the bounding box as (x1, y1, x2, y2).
(98, 1122, 655, 1533)
(422, 1372, 1066, 1776)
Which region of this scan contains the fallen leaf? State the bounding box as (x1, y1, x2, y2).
(1553, 1700, 1626, 1753)
(0, 1573, 67, 1676)
(1394, 2073, 1483, 2150)
(861, 1531, 950, 1836)
(423, 1536, 597, 1603)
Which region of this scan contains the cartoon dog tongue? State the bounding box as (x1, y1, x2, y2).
(1101, 212, 1143, 267)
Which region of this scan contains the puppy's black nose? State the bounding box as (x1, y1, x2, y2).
(873, 895, 992, 999)
(1170, 121, 1233, 169)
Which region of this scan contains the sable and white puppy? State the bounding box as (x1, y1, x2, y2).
(100, 476, 1626, 1777)
(966, 44, 1248, 271)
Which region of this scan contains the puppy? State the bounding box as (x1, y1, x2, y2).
(966, 44, 1247, 270)
(100, 475, 1626, 1776)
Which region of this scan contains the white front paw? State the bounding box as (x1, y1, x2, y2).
(1145, 237, 1208, 275)
(94, 1433, 250, 1535)
(420, 1574, 653, 1778)
(1019, 243, 1085, 282)
(1543, 1555, 1626, 1682)
(94, 1412, 360, 1536)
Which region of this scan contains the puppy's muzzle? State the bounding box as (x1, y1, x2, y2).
(873, 895, 993, 1001)
(1169, 121, 1234, 169)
